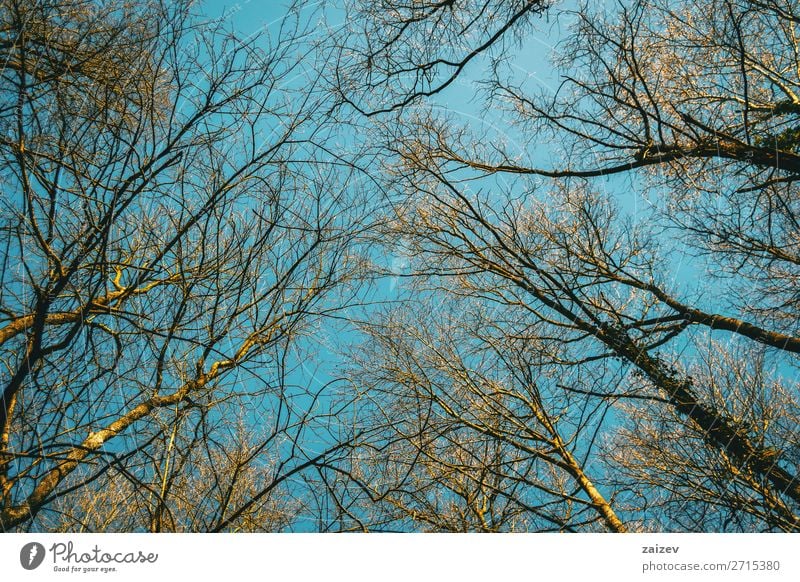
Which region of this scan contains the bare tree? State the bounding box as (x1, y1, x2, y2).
(333, 0, 550, 115)
(375, 150, 800, 529)
(0, 0, 365, 531)
(342, 299, 626, 532)
(607, 341, 800, 532)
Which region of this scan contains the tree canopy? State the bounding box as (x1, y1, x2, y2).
(2, 0, 798, 532)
